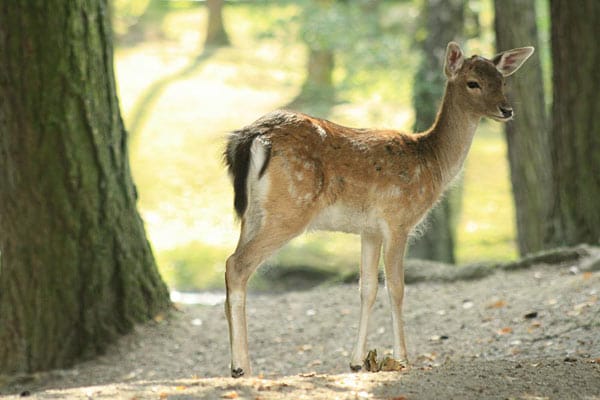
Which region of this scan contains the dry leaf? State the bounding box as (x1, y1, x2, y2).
(364, 349, 380, 372)
(497, 327, 513, 335)
(222, 391, 239, 399)
(175, 385, 187, 391)
(159, 393, 168, 399)
(380, 357, 406, 372)
(487, 300, 507, 309)
(582, 271, 593, 280)
(389, 396, 408, 400)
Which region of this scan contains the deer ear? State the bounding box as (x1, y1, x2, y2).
(444, 42, 464, 79)
(493, 47, 535, 77)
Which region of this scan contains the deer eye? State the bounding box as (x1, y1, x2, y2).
(467, 81, 481, 89)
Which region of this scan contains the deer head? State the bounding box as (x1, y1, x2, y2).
(444, 42, 534, 122)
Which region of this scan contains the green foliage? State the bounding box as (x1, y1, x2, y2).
(157, 242, 229, 291)
(265, 1, 419, 104)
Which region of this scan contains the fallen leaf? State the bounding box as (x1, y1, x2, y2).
(527, 321, 542, 334)
(299, 372, 316, 377)
(175, 386, 187, 391)
(154, 313, 166, 323)
(222, 391, 238, 399)
(364, 349, 380, 372)
(159, 393, 168, 399)
(389, 396, 408, 400)
(497, 327, 513, 335)
(583, 271, 593, 280)
(487, 300, 507, 309)
(380, 357, 407, 372)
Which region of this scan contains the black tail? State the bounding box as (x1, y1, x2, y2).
(224, 128, 271, 218)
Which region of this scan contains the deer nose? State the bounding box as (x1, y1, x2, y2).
(499, 106, 513, 119)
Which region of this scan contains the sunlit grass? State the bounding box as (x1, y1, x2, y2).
(115, 3, 518, 291)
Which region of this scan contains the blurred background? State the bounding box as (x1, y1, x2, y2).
(111, 0, 552, 292)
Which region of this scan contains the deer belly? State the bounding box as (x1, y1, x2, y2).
(308, 203, 377, 234)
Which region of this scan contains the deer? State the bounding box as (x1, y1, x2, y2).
(223, 42, 534, 378)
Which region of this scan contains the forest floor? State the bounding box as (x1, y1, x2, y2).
(2, 246, 600, 399)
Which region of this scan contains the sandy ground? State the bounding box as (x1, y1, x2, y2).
(1, 248, 599, 399)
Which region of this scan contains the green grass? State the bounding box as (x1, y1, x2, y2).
(115, 2, 518, 291)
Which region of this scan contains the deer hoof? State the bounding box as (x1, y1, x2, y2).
(349, 364, 362, 372)
(231, 368, 245, 378)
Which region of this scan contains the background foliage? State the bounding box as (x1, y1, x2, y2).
(112, 0, 550, 291)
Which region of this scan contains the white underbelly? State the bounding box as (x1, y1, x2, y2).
(308, 203, 379, 234)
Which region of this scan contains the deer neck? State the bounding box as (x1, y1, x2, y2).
(421, 81, 480, 187)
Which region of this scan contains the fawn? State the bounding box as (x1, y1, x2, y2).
(224, 42, 534, 377)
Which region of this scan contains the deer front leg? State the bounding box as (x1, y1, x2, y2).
(350, 233, 382, 371)
(383, 232, 409, 365)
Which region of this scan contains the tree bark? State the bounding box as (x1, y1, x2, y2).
(0, 0, 171, 374)
(300, 48, 335, 102)
(408, 0, 465, 263)
(547, 0, 600, 246)
(494, 0, 551, 256)
(204, 0, 230, 48)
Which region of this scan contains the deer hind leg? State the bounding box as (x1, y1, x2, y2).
(383, 230, 409, 365)
(349, 233, 382, 371)
(225, 215, 305, 378)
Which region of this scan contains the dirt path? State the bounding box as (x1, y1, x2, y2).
(2, 249, 599, 399)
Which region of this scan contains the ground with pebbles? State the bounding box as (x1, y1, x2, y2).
(1, 248, 599, 399)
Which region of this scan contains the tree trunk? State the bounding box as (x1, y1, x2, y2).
(408, 0, 465, 263)
(204, 0, 230, 48)
(547, 0, 600, 246)
(0, 1, 171, 374)
(300, 48, 335, 102)
(494, 0, 551, 256)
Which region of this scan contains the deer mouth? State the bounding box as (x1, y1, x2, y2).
(491, 114, 513, 122)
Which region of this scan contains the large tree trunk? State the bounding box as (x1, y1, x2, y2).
(0, 1, 171, 374)
(408, 0, 465, 263)
(204, 0, 230, 48)
(494, 0, 551, 256)
(546, 0, 600, 246)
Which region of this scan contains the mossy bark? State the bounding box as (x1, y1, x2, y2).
(408, 0, 465, 263)
(0, 0, 171, 374)
(547, 0, 600, 247)
(494, 0, 551, 256)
